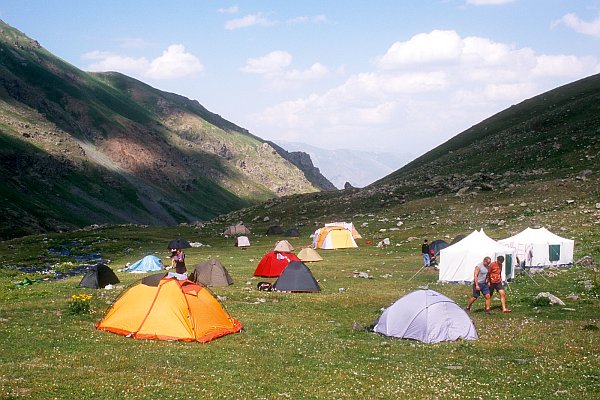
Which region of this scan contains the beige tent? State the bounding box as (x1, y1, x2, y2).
(224, 224, 251, 236)
(298, 247, 323, 262)
(324, 222, 362, 239)
(274, 240, 294, 253)
(235, 236, 250, 247)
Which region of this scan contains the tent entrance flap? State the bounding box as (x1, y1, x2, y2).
(548, 245, 560, 262)
(504, 254, 512, 278)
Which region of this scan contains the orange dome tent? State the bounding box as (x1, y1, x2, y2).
(96, 278, 242, 343)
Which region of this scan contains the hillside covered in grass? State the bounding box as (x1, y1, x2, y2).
(0, 20, 333, 240)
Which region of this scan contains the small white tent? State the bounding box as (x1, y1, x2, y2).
(499, 227, 574, 267)
(438, 229, 515, 283)
(235, 236, 250, 247)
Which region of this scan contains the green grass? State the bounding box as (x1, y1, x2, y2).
(0, 214, 598, 399)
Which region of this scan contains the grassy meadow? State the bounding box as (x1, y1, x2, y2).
(1, 181, 599, 399)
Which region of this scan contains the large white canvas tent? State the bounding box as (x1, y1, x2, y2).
(438, 229, 515, 283)
(373, 289, 477, 343)
(324, 222, 362, 239)
(499, 227, 574, 267)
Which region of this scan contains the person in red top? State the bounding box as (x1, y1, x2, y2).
(487, 255, 511, 313)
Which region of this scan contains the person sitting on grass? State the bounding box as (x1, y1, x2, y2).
(488, 255, 511, 313)
(465, 256, 492, 313)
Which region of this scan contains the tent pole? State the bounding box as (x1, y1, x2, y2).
(408, 265, 426, 282)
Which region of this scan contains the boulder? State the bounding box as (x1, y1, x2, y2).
(535, 292, 565, 306)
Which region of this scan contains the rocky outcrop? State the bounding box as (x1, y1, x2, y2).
(267, 141, 337, 191)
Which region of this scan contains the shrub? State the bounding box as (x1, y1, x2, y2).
(68, 293, 93, 315)
(531, 295, 551, 307)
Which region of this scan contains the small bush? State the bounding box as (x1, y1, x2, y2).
(531, 296, 552, 307)
(68, 293, 93, 315)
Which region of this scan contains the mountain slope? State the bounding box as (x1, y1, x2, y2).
(373, 73, 600, 197)
(210, 72, 600, 230)
(0, 20, 332, 239)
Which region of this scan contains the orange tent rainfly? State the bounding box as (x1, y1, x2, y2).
(96, 278, 242, 343)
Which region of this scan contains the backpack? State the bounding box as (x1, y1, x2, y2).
(257, 281, 272, 291)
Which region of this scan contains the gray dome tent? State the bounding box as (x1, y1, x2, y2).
(266, 225, 284, 235)
(373, 289, 477, 343)
(79, 264, 120, 289)
(189, 259, 233, 287)
(272, 261, 320, 292)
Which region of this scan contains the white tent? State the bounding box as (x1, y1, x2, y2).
(374, 289, 477, 343)
(235, 236, 250, 247)
(499, 227, 574, 267)
(438, 229, 515, 283)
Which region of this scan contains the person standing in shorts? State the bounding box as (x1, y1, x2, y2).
(488, 255, 511, 313)
(465, 256, 492, 312)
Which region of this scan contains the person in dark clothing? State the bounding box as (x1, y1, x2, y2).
(421, 239, 430, 267)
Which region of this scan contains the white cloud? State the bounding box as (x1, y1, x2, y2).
(218, 5, 239, 14)
(250, 30, 600, 152)
(145, 45, 204, 79)
(287, 15, 328, 25)
(241, 51, 292, 74)
(82, 51, 150, 75)
(241, 51, 329, 90)
(377, 30, 463, 69)
(285, 63, 328, 81)
(82, 44, 203, 80)
(466, 0, 516, 5)
(552, 13, 600, 38)
(225, 13, 274, 30)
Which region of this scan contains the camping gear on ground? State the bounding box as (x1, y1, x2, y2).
(312, 226, 358, 249)
(429, 239, 449, 255)
(273, 240, 294, 253)
(257, 281, 272, 291)
(285, 227, 300, 237)
(123, 255, 163, 273)
(167, 237, 191, 250)
(223, 224, 251, 236)
(297, 247, 323, 262)
(266, 225, 284, 235)
(373, 289, 477, 343)
(189, 259, 233, 287)
(499, 227, 574, 268)
(253, 251, 300, 277)
(272, 261, 320, 292)
(438, 229, 515, 283)
(96, 278, 242, 343)
(324, 222, 362, 239)
(79, 264, 120, 289)
(235, 236, 251, 247)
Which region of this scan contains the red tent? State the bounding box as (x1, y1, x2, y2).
(253, 251, 300, 277)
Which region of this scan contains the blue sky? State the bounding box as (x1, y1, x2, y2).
(2, 0, 600, 158)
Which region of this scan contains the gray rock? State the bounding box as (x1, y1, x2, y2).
(536, 292, 565, 306)
(576, 255, 597, 268)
